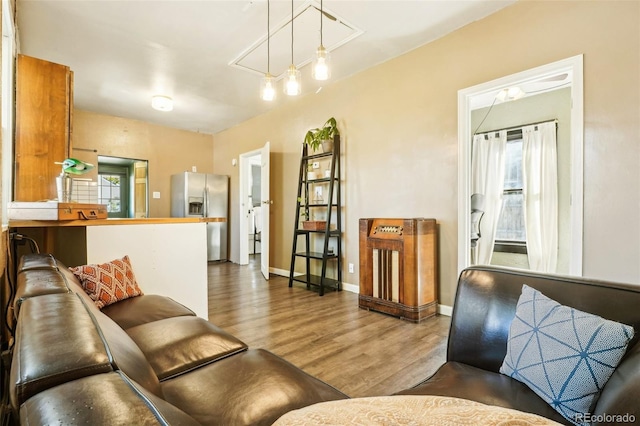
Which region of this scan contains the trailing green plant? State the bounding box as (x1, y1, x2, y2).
(303, 117, 340, 152)
(297, 197, 309, 220)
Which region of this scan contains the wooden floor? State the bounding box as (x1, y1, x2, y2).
(207, 256, 451, 398)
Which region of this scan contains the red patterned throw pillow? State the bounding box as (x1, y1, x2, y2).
(70, 255, 143, 309)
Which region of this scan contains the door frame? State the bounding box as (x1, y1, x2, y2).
(239, 149, 259, 265)
(239, 145, 269, 271)
(98, 164, 130, 218)
(457, 54, 584, 276)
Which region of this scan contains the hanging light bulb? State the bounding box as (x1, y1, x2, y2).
(283, 0, 301, 96)
(260, 0, 275, 101)
(312, 0, 331, 81)
(284, 65, 301, 96)
(313, 46, 330, 81)
(261, 75, 276, 101)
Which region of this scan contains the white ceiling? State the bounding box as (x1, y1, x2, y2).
(16, 0, 517, 135)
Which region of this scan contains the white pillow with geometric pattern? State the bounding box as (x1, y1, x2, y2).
(500, 285, 634, 426)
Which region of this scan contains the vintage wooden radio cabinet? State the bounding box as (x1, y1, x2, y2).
(358, 218, 438, 322)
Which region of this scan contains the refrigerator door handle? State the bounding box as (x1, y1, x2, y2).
(203, 188, 208, 217)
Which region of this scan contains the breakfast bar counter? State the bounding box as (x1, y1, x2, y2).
(9, 216, 225, 227)
(10, 217, 225, 319)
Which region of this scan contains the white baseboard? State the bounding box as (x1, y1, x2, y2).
(342, 282, 358, 293)
(272, 268, 358, 293)
(270, 267, 290, 277)
(323, 280, 453, 317)
(270, 268, 453, 316)
(437, 304, 453, 316)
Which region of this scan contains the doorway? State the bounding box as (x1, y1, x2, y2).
(98, 165, 129, 218)
(239, 142, 271, 280)
(248, 157, 262, 256)
(97, 155, 149, 219)
(457, 55, 583, 276)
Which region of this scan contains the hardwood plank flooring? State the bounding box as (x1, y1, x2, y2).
(207, 256, 450, 398)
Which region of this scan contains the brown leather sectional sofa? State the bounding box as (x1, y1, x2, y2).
(9, 255, 640, 425)
(9, 254, 347, 425)
(397, 266, 640, 425)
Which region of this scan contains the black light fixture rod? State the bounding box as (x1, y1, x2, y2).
(320, 0, 323, 46)
(267, 0, 270, 73)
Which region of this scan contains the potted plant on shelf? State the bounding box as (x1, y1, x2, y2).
(297, 197, 326, 230)
(303, 117, 340, 153)
(307, 164, 317, 180)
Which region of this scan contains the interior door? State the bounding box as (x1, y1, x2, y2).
(260, 141, 270, 280)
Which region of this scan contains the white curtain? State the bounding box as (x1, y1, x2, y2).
(522, 122, 558, 272)
(471, 131, 507, 265)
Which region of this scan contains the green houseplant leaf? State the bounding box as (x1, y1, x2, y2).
(304, 117, 340, 152)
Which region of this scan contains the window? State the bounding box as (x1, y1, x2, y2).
(98, 167, 128, 218)
(495, 131, 527, 254)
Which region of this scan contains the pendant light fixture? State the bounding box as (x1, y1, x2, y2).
(312, 0, 330, 81)
(283, 0, 301, 96)
(260, 0, 275, 101)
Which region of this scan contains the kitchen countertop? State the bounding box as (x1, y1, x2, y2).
(9, 217, 226, 228)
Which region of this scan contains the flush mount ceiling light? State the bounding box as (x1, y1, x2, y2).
(260, 0, 275, 101)
(283, 0, 301, 96)
(495, 87, 525, 102)
(312, 0, 330, 81)
(151, 95, 173, 111)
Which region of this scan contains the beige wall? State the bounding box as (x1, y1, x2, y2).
(73, 109, 215, 218)
(212, 0, 640, 306)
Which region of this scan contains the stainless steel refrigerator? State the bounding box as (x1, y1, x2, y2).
(170, 172, 229, 261)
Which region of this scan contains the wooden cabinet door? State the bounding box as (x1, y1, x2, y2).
(14, 54, 73, 201)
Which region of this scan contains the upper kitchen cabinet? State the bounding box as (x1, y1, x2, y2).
(14, 54, 74, 201)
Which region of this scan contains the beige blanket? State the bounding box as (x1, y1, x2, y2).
(273, 395, 562, 425)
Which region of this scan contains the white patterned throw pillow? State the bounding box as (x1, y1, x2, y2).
(500, 285, 634, 426)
